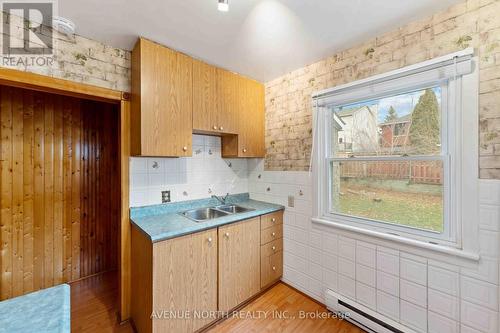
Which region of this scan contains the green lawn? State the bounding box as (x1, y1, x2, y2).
(338, 181, 443, 232)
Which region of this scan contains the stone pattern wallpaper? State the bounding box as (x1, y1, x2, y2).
(0, 11, 131, 92)
(264, 0, 500, 179)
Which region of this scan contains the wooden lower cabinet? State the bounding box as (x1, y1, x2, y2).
(218, 218, 261, 312)
(131, 227, 218, 333)
(131, 212, 283, 332)
(260, 211, 284, 288)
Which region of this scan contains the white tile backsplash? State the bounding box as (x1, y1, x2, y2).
(400, 257, 427, 286)
(356, 282, 376, 309)
(428, 265, 459, 296)
(377, 249, 400, 276)
(428, 288, 459, 320)
(247, 169, 500, 332)
(377, 270, 400, 297)
(356, 264, 376, 287)
(400, 300, 427, 333)
(400, 279, 427, 307)
(428, 311, 459, 333)
(377, 290, 400, 321)
(129, 134, 250, 206)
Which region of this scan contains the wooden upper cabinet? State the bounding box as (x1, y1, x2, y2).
(216, 68, 238, 134)
(192, 59, 217, 133)
(241, 78, 265, 157)
(131, 38, 193, 157)
(192, 62, 238, 135)
(131, 37, 264, 158)
(222, 77, 265, 158)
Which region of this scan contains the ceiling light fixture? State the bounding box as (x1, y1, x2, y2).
(218, 0, 229, 12)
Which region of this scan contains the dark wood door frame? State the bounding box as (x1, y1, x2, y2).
(0, 68, 131, 322)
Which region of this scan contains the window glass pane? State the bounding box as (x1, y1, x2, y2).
(331, 87, 442, 157)
(330, 160, 444, 233)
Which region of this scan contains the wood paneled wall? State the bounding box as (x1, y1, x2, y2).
(0, 86, 120, 300)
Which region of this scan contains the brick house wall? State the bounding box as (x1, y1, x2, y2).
(264, 0, 500, 179)
(0, 11, 131, 92)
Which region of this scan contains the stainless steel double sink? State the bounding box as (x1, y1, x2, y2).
(180, 204, 254, 223)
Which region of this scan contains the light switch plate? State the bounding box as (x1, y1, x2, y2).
(288, 195, 295, 207)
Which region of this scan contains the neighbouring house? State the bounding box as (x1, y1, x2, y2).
(335, 105, 379, 154)
(379, 113, 412, 151)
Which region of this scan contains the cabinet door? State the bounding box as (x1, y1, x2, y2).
(238, 78, 265, 157)
(132, 38, 192, 157)
(193, 59, 218, 132)
(152, 229, 218, 332)
(216, 68, 238, 134)
(218, 218, 260, 312)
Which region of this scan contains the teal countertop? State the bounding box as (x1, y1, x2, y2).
(130, 193, 284, 243)
(0, 284, 70, 333)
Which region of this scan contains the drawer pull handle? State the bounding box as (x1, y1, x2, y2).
(243, 148, 247, 153)
(213, 125, 217, 130)
(271, 218, 276, 222)
(207, 237, 213, 243)
(219, 126, 224, 131)
(224, 232, 230, 238)
(271, 232, 276, 237)
(272, 266, 276, 271)
(182, 146, 188, 152)
(272, 246, 276, 251)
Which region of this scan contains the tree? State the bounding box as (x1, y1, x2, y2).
(384, 106, 398, 122)
(408, 89, 440, 154)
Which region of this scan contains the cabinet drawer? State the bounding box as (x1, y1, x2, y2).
(261, 251, 283, 288)
(261, 211, 283, 230)
(261, 238, 283, 258)
(260, 224, 283, 245)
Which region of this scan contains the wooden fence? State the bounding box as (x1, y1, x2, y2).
(339, 160, 442, 184)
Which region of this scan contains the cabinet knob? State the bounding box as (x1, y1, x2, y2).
(271, 232, 276, 237)
(207, 237, 213, 243)
(219, 126, 223, 131)
(242, 148, 247, 153)
(213, 125, 217, 130)
(271, 218, 276, 222)
(272, 266, 276, 271)
(224, 232, 230, 238)
(272, 246, 276, 251)
(182, 146, 188, 152)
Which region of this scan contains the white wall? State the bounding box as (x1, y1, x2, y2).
(248, 160, 500, 333)
(129, 135, 250, 207)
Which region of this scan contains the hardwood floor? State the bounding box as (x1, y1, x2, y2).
(71, 270, 133, 332)
(206, 283, 364, 333)
(71, 271, 361, 333)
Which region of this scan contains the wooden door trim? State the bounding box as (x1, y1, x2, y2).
(0, 67, 131, 321)
(119, 100, 131, 321)
(0, 67, 126, 103)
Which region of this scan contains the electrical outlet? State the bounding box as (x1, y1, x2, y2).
(161, 190, 171, 203)
(288, 195, 295, 207)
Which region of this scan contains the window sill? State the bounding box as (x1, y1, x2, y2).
(311, 217, 480, 261)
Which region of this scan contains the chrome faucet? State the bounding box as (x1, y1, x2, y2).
(212, 193, 230, 205)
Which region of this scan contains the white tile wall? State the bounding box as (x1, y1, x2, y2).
(129, 135, 250, 206)
(428, 311, 459, 333)
(248, 165, 500, 333)
(400, 300, 427, 332)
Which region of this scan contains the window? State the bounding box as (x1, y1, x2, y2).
(313, 50, 479, 250)
(331, 86, 444, 232)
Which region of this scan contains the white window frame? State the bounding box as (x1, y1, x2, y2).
(312, 49, 480, 258)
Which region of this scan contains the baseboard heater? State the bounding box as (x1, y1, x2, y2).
(324, 289, 417, 333)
